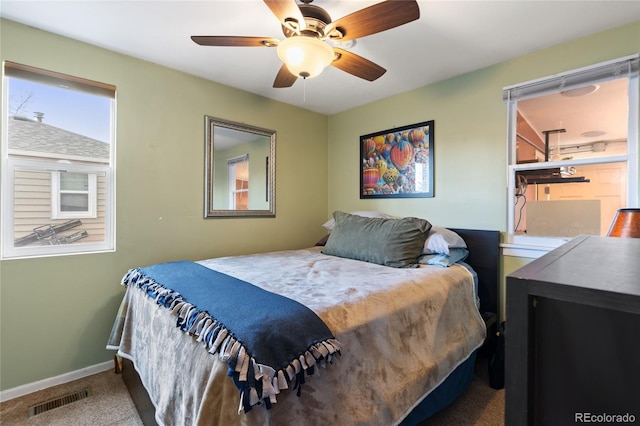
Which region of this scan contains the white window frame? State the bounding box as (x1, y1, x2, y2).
(2, 158, 113, 259)
(503, 55, 639, 258)
(227, 154, 249, 209)
(51, 171, 98, 219)
(1, 61, 116, 259)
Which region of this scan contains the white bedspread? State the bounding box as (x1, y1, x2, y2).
(111, 247, 486, 425)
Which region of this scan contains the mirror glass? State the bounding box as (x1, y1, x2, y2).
(204, 116, 275, 217)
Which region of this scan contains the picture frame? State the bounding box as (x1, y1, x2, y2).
(360, 120, 434, 199)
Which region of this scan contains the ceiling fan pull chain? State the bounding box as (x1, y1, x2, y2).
(303, 78, 307, 103)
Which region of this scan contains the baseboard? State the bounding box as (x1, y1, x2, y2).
(0, 360, 113, 403)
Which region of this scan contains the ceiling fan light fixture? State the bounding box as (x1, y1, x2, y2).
(277, 36, 334, 79)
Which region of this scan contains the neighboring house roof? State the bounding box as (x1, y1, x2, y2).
(8, 115, 109, 161)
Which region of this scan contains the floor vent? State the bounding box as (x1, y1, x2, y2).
(28, 388, 92, 417)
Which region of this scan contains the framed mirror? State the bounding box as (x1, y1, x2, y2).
(204, 116, 276, 218)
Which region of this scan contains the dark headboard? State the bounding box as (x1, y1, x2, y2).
(449, 228, 500, 316)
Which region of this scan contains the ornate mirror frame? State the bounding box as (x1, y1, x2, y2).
(204, 116, 276, 218)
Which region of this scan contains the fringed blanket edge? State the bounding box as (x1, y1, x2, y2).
(121, 268, 342, 414)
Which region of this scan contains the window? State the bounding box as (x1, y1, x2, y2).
(228, 155, 249, 210)
(504, 55, 639, 255)
(52, 171, 97, 219)
(1, 62, 115, 259)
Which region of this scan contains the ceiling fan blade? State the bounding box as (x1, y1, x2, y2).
(263, 0, 306, 32)
(332, 48, 386, 82)
(327, 0, 420, 42)
(191, 36, 279, 47)
(273, 64, 297, 88)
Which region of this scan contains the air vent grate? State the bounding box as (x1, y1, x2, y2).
(28, 388, 91, 417)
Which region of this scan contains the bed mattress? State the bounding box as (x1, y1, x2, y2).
(109, 246, 486, 425)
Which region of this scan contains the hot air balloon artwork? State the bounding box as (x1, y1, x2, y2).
(359, 121, 434, 199)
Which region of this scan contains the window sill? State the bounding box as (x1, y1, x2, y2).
(501, 240, 569, 259)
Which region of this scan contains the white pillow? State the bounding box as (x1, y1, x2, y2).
(322, 211, 396, 231)
(423, 226, 467, 255)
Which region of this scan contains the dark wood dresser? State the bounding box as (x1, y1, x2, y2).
(505, 235, 640, 425)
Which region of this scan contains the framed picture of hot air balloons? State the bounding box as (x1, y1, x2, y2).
(360, 121, 434, 199)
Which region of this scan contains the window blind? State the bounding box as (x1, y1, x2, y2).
(227, 154, 249, 165)
(4, 61, 115, 99)
(503, 55, 639, 102)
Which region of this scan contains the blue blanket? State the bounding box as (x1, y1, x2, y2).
(121, 260, 341, 412)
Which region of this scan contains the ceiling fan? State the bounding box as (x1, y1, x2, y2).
(191, 0, 420, 88)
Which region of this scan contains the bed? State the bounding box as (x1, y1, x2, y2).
(108, 213, 499, 426)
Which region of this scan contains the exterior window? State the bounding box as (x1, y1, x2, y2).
(504, 55, 639, 254)
(52, 171, 97, 219)
(1, 62, 115, 259)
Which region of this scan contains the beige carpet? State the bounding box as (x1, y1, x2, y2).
(0, 357, 504, 425)
(423, 356, 505, 426)
(0, 369, 142, 426)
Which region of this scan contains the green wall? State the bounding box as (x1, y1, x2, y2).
(1, 17, 639, 392)
(327, 21, 639, 321)
(0, 19, 328, 391)
(327, 21, 640, 227)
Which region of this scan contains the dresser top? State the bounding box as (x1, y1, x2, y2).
(508, 235, 640, 299)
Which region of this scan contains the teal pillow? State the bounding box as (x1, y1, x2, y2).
(322, 211, 432, 268)
(418, 248, 470, 267)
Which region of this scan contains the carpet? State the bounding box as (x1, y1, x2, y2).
(0, 356, 504, 425)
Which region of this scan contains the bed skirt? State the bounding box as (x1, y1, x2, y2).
(399, 351, 478, 425)
(120, 351, 479, 426)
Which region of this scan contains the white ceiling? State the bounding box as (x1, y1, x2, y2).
(1, 1, 639, 116)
